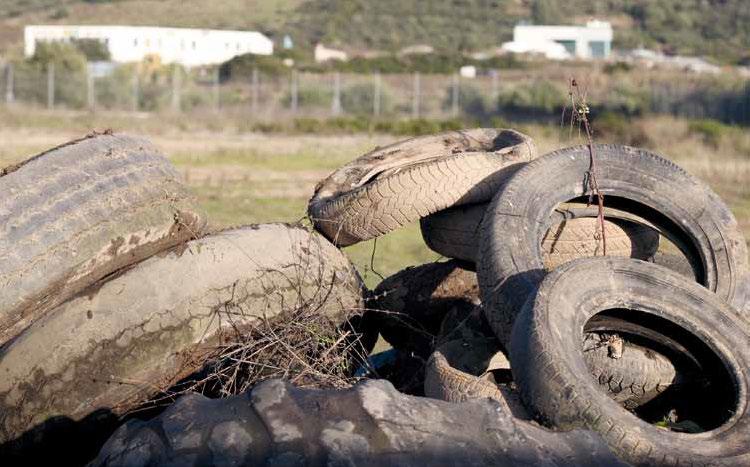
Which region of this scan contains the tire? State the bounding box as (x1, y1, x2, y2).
(0, 224, 365, 445)
(370, 260, 479, 356)
(433, 308, 686, 410)
(424, 337, 530, 419)
(0, 133, 207, 346)
(582, 332, 688, 410)
(479, 144, 750, 347)
(308, 128, 536, 246)
(511, 257, 750, 466)
(422, 203, 659, 267)
(652, 251, 698, 280)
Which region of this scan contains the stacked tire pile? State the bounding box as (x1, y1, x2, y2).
(0, 134, 367, 465)
(307, 129, 750, 466)
(5, 129, 750, 466)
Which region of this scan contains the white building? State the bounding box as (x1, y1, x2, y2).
(502, 20, 613, 60)
(24, 25, 273, 67)
(314, 43, 347, 63)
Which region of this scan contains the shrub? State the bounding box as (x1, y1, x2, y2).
(283, 86, 334, 109)
(497, 80, 567, 116)
(591, 111, 652, 147)
(687, 119, 728, 147)
(442, 82, 487, 118)
(341, 82, 393, 115)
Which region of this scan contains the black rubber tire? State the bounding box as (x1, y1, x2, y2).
(0, 133, 207, 346)
(308, 128, 536, 246)
(423, 203, 659, 266)
(479, 144, 750, 347)
(0, 224, 365, 446)
(369, 260, 479, 356)
(511, 257, 750, 466)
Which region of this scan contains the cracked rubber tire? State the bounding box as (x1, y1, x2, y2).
(479, 144, 750, 347)
(422, 203, 659, 266)
(308, 128, 536, 246)
(0, 133, 207, 345)
(0, 224, 365, 445)
(511, 257, 750, 466)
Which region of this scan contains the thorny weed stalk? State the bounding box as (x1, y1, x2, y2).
(563, 78, 607, 255)
(126, 223, 372, 415)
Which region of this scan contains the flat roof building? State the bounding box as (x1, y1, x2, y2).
(503, 20, 613, 60)
(24, 25, 274, 66)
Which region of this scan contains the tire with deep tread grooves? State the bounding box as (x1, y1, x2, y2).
(424, 337, 530, 419)
(0, 133, 207, 345)
(308, 128, 536, 246)
(479, 144, 750, 347)
(0, 224, 365, 446)
(582, 333, 688, 409)
(512, 257, 750, 466)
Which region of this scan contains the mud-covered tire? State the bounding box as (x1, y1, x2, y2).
(422, 203, 659, 267)
(511, 257, 750, 466)
(308, 128, 536, 246)
(0, 133, 207, 345)
(0, 224, 364, 445)
(370, 260, 479, 356)
(479, 144, 750, 346)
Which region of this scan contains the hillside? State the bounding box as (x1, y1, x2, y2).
(1, 0, 749, 64)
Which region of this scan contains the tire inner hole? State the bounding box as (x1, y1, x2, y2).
(584, 308, 738, 433)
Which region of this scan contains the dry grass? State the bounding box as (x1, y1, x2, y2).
(2, 108, 749, 288)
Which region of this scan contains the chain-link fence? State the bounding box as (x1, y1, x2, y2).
(1, 61, 748, 124)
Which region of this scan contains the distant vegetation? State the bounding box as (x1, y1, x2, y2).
(1, 0, 749, 64)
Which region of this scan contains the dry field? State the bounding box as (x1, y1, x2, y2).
(1, 108, 748, 287)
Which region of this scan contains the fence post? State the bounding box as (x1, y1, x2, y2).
(5, 63, 14, 104)
(172, 66, 182, 112)
(412, 72, 420, 119)
(373, 71, 381, 116)
(131, 69, 139, 112)
(213, 68, 220, 112)
(490, 69, 499, 104)
(331, 72, 342, 115)
(86, 66, 95, 111)
(47, 62, 55, 110)
(251, 67, 259, 113)
(290, 68, 298, 114)
(451, 73, 459, 117)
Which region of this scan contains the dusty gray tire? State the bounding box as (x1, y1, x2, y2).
(308, 128, 536, 246)
(0, 133, 207, 345)
(479, 144, 750, 347)
(370, 260, 479, 356)
(424, 337, 529, 417)
(89, 379, 628, 467)
(512, 257, 750, 466)
(0, 224, 364, 445)
(582, 333, 687, 410)
(422, 203, 659, 266)
(433, 308, 685, 410)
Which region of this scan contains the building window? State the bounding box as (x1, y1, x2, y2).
(192, 41, 196, 50)
(134, 38, 138, 46)
(589, 41, 607, 58)
(555, 40, 577, 56)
